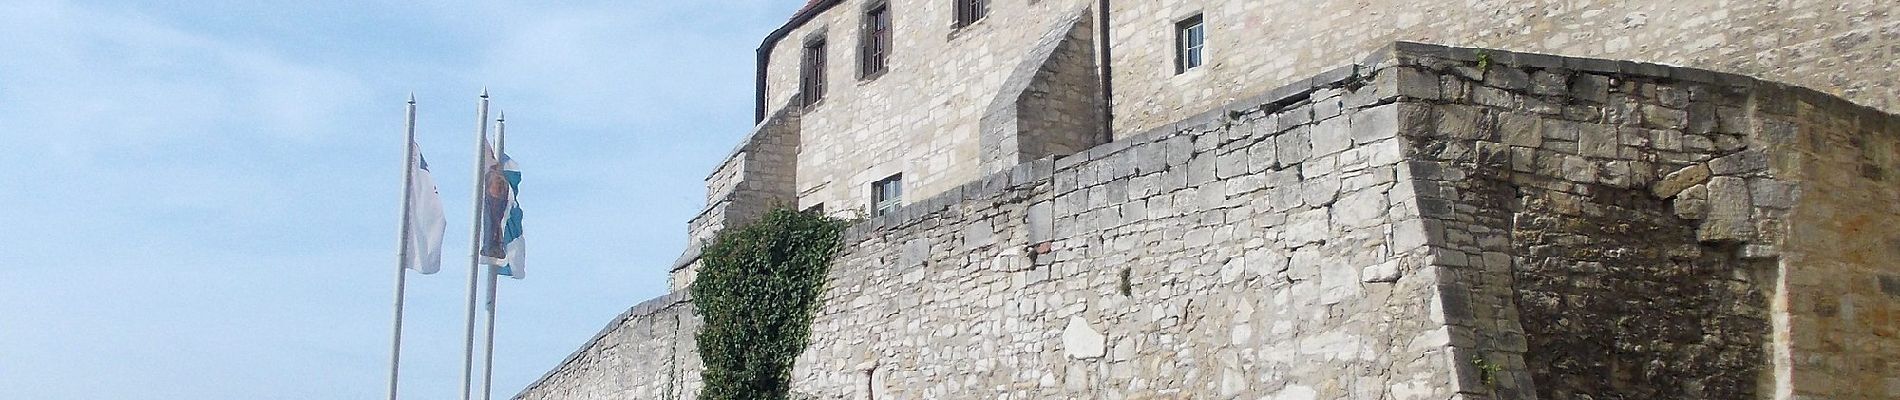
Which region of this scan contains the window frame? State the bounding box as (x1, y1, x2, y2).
(860, 3, 893, 79)
(870, 174, 902, 217)
(953, 0, 988, 28)
(800, 37, 828, 107)
(1175, 14, 1206, 74)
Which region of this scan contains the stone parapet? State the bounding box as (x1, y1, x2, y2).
(520, 42, 1900, 400)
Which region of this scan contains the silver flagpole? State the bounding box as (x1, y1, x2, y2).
(386, 94, 420, 400)
(480, 111, 505, 400)
(460, 88, 492, 400)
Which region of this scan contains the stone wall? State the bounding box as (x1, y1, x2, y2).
(1385, 44, 1786, 399)
(785, 54, 1458, 399)
(1103, 0, 1898, 139)
(520, 43, 1900, 400)
(1381, 42, 1900, 399)
(514, 293, 702, 400)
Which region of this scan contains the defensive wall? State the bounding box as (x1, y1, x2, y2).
(747, 0, 1895, 222)
(518, 43, 1900, 399)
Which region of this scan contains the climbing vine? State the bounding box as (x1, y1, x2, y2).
(692, 208, 847, 400)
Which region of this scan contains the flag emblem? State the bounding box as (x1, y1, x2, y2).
(480, 151, 526, 279)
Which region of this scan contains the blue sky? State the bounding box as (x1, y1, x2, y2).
(0, 1, 801, 398)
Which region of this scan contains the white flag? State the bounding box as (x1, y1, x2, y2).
(403, 145, 448, 274)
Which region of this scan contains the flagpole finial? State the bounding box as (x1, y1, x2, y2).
(408, 93, 416, 104)
(480, 86, 489, 98)
(497, 110, 505, 122)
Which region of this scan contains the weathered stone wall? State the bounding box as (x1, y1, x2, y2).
(1771, 87, 1900, 399)
(1385, 42, 1900, 399)
(761, 0, 1092, 215)
(1383, 44, 1787, 399)
(675, 102, 803, 290)
(786, 62, 1460, 399)
(521, 43, 1900, 400)
(1103, 0, 1898, 140)
(514, 293, 702, 400)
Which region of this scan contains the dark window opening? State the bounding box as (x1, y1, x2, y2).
(954, 0, 988, 28)
(870, 174, 901, 216)
(861, 5, 892, 78)
(800, 38, 827, 106)
(1175, 15, 1205, 74)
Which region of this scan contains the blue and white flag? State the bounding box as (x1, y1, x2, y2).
(402, 144, 448, 274)
(481, 152, 526, 279)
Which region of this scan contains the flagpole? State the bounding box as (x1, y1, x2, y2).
(480, 111, 505, 400)
(460, 88, 492, 400)
(386, 93, 420, 400)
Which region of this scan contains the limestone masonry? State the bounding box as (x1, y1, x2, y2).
(524, 1, 1898, 399)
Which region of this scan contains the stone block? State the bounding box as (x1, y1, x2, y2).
(1483, 67, 1531, 91)
(1302, 175, 1343, 206)
(1708, 150, 1768, 175)
(1472, 85, 1515, 107)
(1287, 208, 1331, 246)
(1652, 164, 1710, 198)
(1434, 104, 1495, 140)
(1394, 67, 1441, 100)
(1673, 184, 1709, 219)
(1027, 201, 1054, 243)
(1350, 105, 1398, 144)
(1311, 116, 1352, 156)
(1560, 155, 1596, 183)
(1639, 104, 1688, 130)
(1362, 260, 1402, 283)
(1216, 149, 1249, 180)
(1570, 74, 1611, 104)
(1061, 316, 1106, 359)
(1332, 188, 1389, 228)
(1276, 126, 1312, 165)
(1319, 260, 1362, 305)
(1188, 151, 1218, 185)
(1497, 112, 1543, 148)
(1248, 139, 1280, 172)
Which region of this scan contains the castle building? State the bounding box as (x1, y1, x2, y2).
(524, 1, 1898, 399)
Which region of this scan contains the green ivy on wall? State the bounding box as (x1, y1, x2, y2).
(692, 208, 847, 400)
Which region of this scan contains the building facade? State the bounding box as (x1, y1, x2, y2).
(523, 1, 1899, 399)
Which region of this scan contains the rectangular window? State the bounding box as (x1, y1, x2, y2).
(861, 5, 892, 77)
(1176, 15, 1205, 74)
(954, 0, 988, 28)
(870, 174, 902, 216)
(800, 38, 827, 106)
